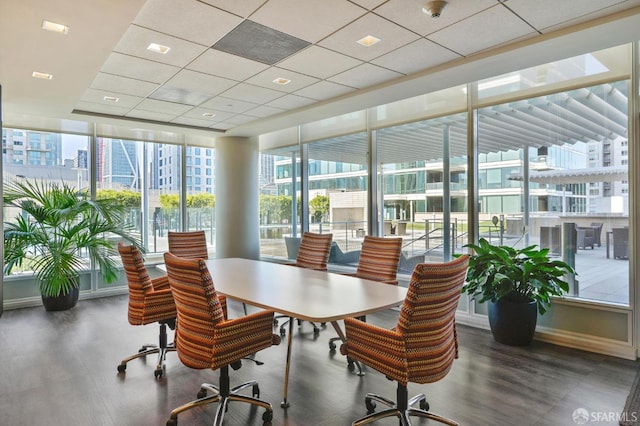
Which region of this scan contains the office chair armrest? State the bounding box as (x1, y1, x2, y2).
(151, 275, 170, 291)
(142, 288, 177, 322)
(341, 316, 407, 383)
(211, 310, 278, 368)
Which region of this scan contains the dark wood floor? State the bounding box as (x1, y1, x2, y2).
(0, 294, 637, 426)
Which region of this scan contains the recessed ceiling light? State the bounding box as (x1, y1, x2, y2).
(41, 20, 69, 34)
(357, 35, 381, 47)
(202, 112, 216, 118)
(103, 96, 119, 102)
(272, 77, 291, 85)
(147, 43, 171, 54)
(32, 71, 53, 80)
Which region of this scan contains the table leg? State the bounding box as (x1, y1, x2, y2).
(280, 317, 294, 408)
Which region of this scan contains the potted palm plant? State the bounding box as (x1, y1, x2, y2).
(460, 238, 575, 346)
(3, 179, 141, 311)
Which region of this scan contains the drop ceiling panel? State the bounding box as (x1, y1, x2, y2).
(427, 4, 537, 56)
(74, 101, 133, 116)
(126, 109, 179, 122)
(374, 0, 498, 37)
(199, 0, 267, 18)
(267, 94, 316, 109)
(100, 52, 179, 84)
(220, 83, 286, 104)
(170, 116, 220, 127)
(186, 49, 270, 81)
(80, 89, 143, 108)
(148, 86, 212, 106)
(113, 25, 208, 67)
(90, 73, 159, 98)
(133, 0, 243, 46)
(277, 45, 363, 79)
(244, 67, 320, 92)
(294, 81, 356, 100)
(224, 114, 256, 125)
(328, 63, 403, 89)
(181, 107, 235, 122)
(349, 0, 388, 10)
(250, 0, 367, 43)
(200, 96, 259, 114)
(318, 12, 421, 62)
(245, 105, 286, 118)
(371, 38, 462, 75)
(136, 98, 194, 115)
(163, 69, 238, 97)
(507, 0, 640, 31)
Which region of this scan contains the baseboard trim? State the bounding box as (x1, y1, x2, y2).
(455, 311, 637, 360)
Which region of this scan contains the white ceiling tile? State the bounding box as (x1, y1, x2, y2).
(250, 0, 367, 43)
(375, 0, 497, 36)
(245, 105, 286, 118)
(164, 69, 238, 97)
(427, 5, 537, 57)
(199, 0, 266, 18)
(199, 96, 259, 114)
(224, 114, 257, 125)
(294, 81, 357, 100)
(219, 83, 286, 104)
(136, 98, 194, 115)
(277, 46, 363, 79)
(507, 0, 636, 31)
(100, 52, 179, 84)
(74, 101, 132, 116)
(114, 25, 208, 67)
(371, 38, 461, 74)
(267, 94, 316, 109)
(133, 0, 243, 46)
(328, 63, 403, 89)
(90, 73, 159, 98)
(210, 122, 235, 130)
(181, 107, 235, 122)
(318, 12, 421, 61)
(350, 0, 389, 10)
(187, 49, 269, 81)
(170, 116, 218, 127)
(244, 67, 320, 93)
(80, 89, 143, 108)
(126, 109, 179, 122)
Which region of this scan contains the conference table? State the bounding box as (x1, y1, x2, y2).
(196, 258, 408, 408)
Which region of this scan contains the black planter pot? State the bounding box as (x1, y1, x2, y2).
(41, 287, 79, 311)
(488, 298, 538, 346)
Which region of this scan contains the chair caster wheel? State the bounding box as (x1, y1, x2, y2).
(280, 328, 286, 337)
(328, 341, 336, 351)
(253, 384, 260, 398)
(273, 319, 278, 327)
(365, 397, 376, 414)
(262, 409, 273, 423)
(347, 357, 355, 371)
(420, 400, 429, 411)
(154, 369, 163, 379)
(313, 327, 320, 336)
(197, 388, 207, 399)
(117, 364, 126, 373)
(166, 417, 177, 426)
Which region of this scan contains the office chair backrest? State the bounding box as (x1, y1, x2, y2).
(118, 242, 154, 325)
(295, 232, 333, 270)
(168, 230, 208, 260)
(397, 255, 469, 384)
(164, 252, 225, 369)
(356, 236, 402, 284)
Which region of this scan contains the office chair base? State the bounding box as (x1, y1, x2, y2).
(167, 370, 273, 426)
(117, 344, 177, 378)
(275, 316, 322, 337)
(353, 385, 458, 426)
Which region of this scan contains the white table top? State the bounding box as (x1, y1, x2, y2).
(202, 258, 407, 323)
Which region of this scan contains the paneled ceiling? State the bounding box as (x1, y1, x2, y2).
(2, 0, 640, 139)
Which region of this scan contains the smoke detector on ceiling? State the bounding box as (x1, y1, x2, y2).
(422, 1, 448, 19)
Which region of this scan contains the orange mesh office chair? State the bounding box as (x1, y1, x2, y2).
(117, 242, 177, 379)
(167, 230, 208, 260)
(163, 252, 280, 426)
(340, 255, 469, 426)
(328, 235, 402, 351)
(274, 232, 333, 336)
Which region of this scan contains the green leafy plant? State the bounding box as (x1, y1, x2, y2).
(3, 179, 142, 297)
(460, 238, 575, 314)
